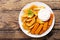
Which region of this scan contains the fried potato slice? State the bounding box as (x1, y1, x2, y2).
(30, 5, 38, 10)
(29, 25, 34, 30)
(22, 22, 29, 30)
(23, 8, 29, 14)
(37, 18, 44, 24)
(26, 17, 35, 26)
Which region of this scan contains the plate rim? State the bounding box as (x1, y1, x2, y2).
(18, 2, 55, 38)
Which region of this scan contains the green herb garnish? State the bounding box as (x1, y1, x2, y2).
(28, 9, 34, 18)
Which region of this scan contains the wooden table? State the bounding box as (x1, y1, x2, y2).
(0, 0, 60, 40)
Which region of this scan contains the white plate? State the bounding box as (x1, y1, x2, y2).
(19, 2, 55, 38)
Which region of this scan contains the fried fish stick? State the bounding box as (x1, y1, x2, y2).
(50, 13, 53, 18)
(43, 22, 48, 30)
(35, 24, 43, 34)
(49, 19, 52, 26)
(49, 14, 53, 26)
(39, 22, 48, 34)
(31, 23, 39, 34)
(39, 30, 44, 34)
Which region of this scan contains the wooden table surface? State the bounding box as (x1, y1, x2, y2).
(0, 0, 60, 40)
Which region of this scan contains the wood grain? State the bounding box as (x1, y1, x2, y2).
(46, 30, 60, 40)
(53, 10, 60, 29)
(0, 30, 59, 39)
(0, 11, 20, 30)
(0, 0, 60, 11)
(0, 31, 29, 38)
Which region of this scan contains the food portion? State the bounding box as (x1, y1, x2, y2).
(21, 5, 54, 35)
